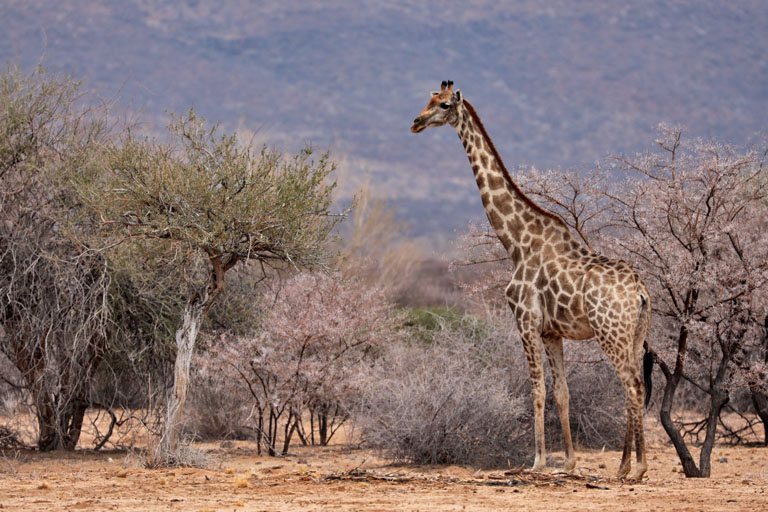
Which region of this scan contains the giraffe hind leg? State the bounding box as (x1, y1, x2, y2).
(617, 401, 634, 478)
(606, 348, 646, 479)
(628, 386, 648, 481)
(592, 330, 647, 480)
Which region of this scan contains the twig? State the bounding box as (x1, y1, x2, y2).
(1, 451, 19, 478)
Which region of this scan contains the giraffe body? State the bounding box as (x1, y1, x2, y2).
(412, 81, 651, 481)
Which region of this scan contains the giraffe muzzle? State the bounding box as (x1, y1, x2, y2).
(411, 117, 427, 133)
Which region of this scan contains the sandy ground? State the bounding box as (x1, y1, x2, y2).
(1, 435, 767, 512)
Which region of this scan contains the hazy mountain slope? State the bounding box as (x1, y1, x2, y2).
(2, 1, 766, 239)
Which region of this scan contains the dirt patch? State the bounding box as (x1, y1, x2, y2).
(1, 437, 767, 511)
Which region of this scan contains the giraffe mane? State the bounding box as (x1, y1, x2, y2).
(462, 99, 567, 226)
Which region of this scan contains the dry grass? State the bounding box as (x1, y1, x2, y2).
(134, 437, 215, 469)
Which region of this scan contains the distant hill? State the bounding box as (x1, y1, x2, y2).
(2, 0, 766, 242)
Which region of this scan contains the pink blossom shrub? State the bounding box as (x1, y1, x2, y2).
(198, 271, 402, 455)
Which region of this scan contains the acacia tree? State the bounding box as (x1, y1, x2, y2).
(605, 127, 768, 477)
(82, 111, 341, 462)
(202, 271, 400, 455)
(0, 66, 114, 451)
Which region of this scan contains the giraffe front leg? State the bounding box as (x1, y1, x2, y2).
(530, 365, 547, 471)
(506, 283, 547, 471)
(517, 325, 547, 472)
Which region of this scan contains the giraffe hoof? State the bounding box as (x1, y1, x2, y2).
(616, 464, 630, 479)
(628, 466, 647, 482)
(564, 457, 576, 472)
(531, 461, 547, 472)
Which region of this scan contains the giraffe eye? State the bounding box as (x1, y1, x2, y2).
(440, 103, 451, 109)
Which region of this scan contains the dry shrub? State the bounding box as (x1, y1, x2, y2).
(0, 425, 27, 451)
(181, 373, 254, 442)
(352, 318, 532, 467)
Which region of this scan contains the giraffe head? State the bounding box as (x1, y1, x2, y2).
(411, 80, 462, 133)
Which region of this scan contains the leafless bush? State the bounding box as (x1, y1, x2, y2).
(182, 372, 254, 442)
(396, 259, 471, 310)
(352, 317, 532, 467)
(603, 128, 768, 476)
(0, 425, 27, 451)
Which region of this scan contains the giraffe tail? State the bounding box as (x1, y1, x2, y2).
(639, 292, 653, 409)
(643, 348, 653, 409)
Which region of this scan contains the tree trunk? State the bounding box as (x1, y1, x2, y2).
(36, 397, 88, 452)
(155, 254, 234, 460)
(294, 415, 308, 446)
(157, 295, 206, 457)
(37, 399, 59, 452)
(699, 388, 728, 477)
(318, 404, 328, 446)
(309, 405, 316, 446)
(255, 410, 263, 455)
(63, 401, 87, 450)
(698, 351, 731, 477)
(659, 376, 701, 477)
(282, 412, 297, 455)
(658, 326, 702, 477)
(267, 409, 277, 456)
(751, 314, 768, 445)
(751, 390, 768, 446)
(22, 334, 103, 452)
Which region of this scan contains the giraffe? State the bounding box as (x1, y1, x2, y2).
(411, 81, 654, 481)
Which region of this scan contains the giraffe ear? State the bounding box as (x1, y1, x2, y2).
(454, 90, 462, 102)
(431, 91, 439, 96)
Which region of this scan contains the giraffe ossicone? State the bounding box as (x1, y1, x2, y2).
(412, 81, 653, 482)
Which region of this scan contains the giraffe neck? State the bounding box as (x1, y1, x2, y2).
(453, 100, 574, 265)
